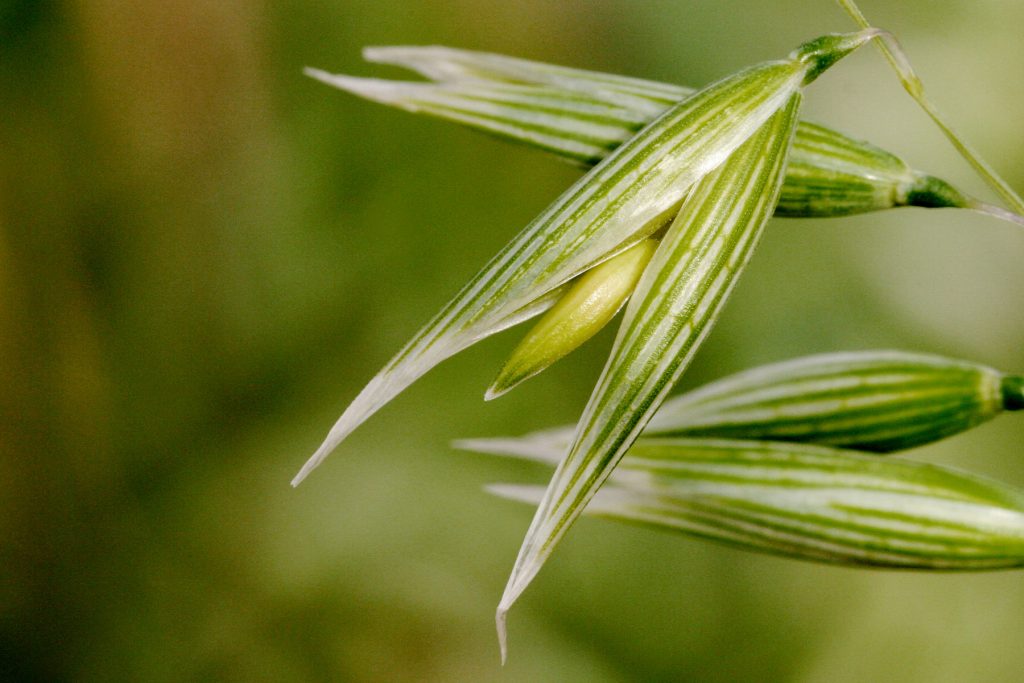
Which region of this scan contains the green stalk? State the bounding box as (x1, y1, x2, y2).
(836, 0, 1024, 214)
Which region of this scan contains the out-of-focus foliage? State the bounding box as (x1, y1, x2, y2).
(2, 1, 1022, 681)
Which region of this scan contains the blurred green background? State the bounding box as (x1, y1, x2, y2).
(3, 0, 1023, 680)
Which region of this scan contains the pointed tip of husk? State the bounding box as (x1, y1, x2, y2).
(292, 404, 367, 486)
(496, 605, 509, 665)
(484, 365, 531, 401)
(452, 437, 493, 454)
(362, 45, 438, 65)
(483, 384, 506, 402)
(361, 45, 400, 63)
(495, 538, 549, 655)
(496, 570, 538, 665)
(362, 45, 469, 82)
(303, 67, 420, 106)
(495, 577, 530, 663)
(454, 438, 533, 458)
(291, 440, 333, 487)
(484, 483, 546, 503)
(458, 435, 565, 464)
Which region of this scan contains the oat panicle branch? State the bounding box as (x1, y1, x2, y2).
(299, 5, 1024, 664)
(837, 0, 1024, 214)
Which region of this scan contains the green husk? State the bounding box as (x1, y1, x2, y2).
(646, 350, 1019, 450)
(298, 9, 1024, 664)
(294, 40, 815, 488)
(486, 239, 658, 400)
(471, 351, 1022, 454)
(306, 46, 1016, 221)
(497, 94, 805, 633)
(495, 32, 887, 654)
(482, 438, 1024, 570)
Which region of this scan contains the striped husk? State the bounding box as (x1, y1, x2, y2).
(487, 239, 659, 400)
(461, 351, 1022, 455)
(645, 350, 1017, 452)
(498, 92, 807, 627)
(486, 438, 1024, 570)
(308, 46, 972, 217)
(293, 56, 809, 486)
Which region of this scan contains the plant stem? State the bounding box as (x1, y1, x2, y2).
(836, 0, 1024, 214)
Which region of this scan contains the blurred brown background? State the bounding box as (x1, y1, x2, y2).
(2, 1, 1023, 680)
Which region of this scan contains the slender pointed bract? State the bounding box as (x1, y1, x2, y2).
(484, 439, 1024, 570)
(307, 48, 1024, 222)
(362, 45, 679, 114)
(496, 32, 880, 657)
(465, 350, 1024, 454)
(302, 69, 651, 167)
(292, 46, 818, 487)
